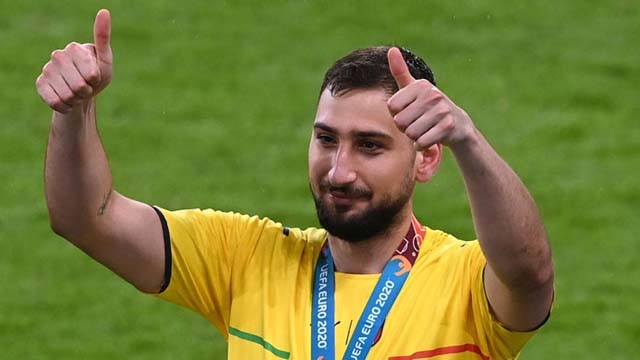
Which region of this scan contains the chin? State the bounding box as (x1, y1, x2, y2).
(314, 198, 406, 243)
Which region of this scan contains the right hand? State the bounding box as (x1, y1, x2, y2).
(36, 9, 113, 113)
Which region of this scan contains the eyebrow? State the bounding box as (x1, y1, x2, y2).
(313, 122, 394, 142)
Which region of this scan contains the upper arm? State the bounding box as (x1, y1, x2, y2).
(151, 207, 281, 334)
(484, 262, 554, 332)
(75, 191, 166, 293)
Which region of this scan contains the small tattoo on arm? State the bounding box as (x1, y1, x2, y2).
(98, 189, 113, 216)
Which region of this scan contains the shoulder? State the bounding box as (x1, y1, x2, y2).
(156, 206, 327, 246)
(413, 227, 486, 279)
(289, 225, 327, 245)
(421, 227, 482, 259)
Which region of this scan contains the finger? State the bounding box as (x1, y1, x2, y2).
(45, 65, 78, 106)
(93, 9, 112, 65)
(391, 83, 443, 129)
(36, 75, 72, 113)
(53, 48, 94, 98)
(394, 98, 436, 131)
(67, 43, 101, 87)
(404, 104, 450, 142)
(387, 47, 414, 89)
(413, 115, 455, 150)
(387, 79, 439, 116)
(387, 87, 417, 116)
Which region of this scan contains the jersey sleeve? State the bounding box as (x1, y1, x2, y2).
(465, 241, 548, 358)
(151, 206, 271, 338)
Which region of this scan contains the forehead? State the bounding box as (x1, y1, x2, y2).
(314, 88, 402, 137)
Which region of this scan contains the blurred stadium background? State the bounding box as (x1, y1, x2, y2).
(1, 0, 638, 358)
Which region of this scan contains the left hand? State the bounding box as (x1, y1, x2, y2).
(386, 47, 476, 150)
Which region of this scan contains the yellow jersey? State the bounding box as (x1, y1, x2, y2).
(153, 207, 543, 359)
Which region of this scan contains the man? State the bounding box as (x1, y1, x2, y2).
(37, 9, 553, 360)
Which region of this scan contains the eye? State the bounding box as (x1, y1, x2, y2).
(317, 134, 336, 146)
(359, 140, 382, 152)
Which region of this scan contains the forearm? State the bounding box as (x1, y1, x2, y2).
(38, 10, 166, 292)
(45, 99, 114, 241)
(451, 129, 553, 291)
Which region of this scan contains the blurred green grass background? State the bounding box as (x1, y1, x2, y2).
(1, 0, 638, 358)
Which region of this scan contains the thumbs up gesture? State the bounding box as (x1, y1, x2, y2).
(386, 47, 475, 150)
(36, 9, 113, 113)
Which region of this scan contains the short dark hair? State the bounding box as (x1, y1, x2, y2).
(320, 46, 436, 97)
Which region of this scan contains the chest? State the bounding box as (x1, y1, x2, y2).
(227, 260, 484, 359)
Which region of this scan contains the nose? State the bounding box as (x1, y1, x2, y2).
(328, 146, 357, 186)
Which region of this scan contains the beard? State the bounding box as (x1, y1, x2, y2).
(311, 175, 414, 243)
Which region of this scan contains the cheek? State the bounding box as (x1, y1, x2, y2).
(308, 154, 327, 186)
(309, 147, 332, 175)
(367, 162, 414, 194)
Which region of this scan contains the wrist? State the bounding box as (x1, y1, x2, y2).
(449, 124, 482, 154)
(51, 98, 96, 132)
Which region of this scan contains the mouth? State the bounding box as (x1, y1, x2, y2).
(326, 189, 369, 208)
(314, 179, 372, 210)
(329, 190, 353, 201)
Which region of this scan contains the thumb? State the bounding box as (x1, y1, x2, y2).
(387, 47, 414, 89)
(93, 9, 112, 64)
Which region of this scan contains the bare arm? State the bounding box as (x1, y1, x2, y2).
(386, 47, 553, 331)
(38, 9, 165, 293)
(449, 129, 553, 331)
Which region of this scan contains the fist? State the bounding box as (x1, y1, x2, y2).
(36, 9, 113, 113)
(386, 47, 475, 150)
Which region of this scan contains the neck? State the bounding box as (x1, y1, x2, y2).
(328, 207, 413, 274)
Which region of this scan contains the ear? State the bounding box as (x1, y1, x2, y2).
(414, 144, 442, 183)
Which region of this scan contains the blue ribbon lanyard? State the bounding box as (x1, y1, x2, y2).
(311, 245, 336, 359)
(311, 217, 423, 360)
